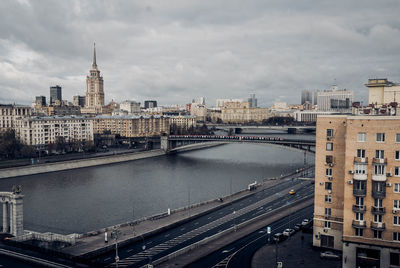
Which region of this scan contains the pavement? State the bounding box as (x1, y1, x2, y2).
(60, 173, 299, 259)
(252, 229, 342, 268)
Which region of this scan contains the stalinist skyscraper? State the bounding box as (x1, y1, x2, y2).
(82, 43, 105, 114)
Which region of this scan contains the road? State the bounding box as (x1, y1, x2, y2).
(89, 175, 314, 267)
(187, 205, 313, 268)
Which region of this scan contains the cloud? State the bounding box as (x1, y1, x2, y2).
(0, 0, 399, 107)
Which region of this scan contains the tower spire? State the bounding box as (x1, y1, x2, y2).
(92, 42, 97, 69)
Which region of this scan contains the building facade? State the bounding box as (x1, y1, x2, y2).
(248, 94, 257, 108)
(169, 115, 197, 130)
(92, 115, 169, 137)
(144, 100, 157, 109)
(50, 86, 62, 105)
(35, 96, 46, 107)
(366, 78, 400, 105)
(82, 44, 105, 114)
(0, 104, 33, 130)
(221, 101, 269, 123)
(314, 115, 400, 267)
(73, 96, 86, 107)
(301, 90, 313, 105)
(316, 85, 354, 113)
(120, 100, 141, 114)
(14, 116, 93, 147)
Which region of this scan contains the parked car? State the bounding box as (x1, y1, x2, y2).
(320, 251, 340, 260)
(301, 219, 310, 226)
(273, 232, 285, 242)
(289, 189, 296, 195)
(283, 228, 295, 236)
(294, 223, 302, 231)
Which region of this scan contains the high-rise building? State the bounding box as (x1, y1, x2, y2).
(144, 100, 157, 109)
(50, 85, 62, 105)
(365, 78, 400, 105)
(120, 100, 141, 114)
(73, 95, 86, 107)
(301, 90, 313, 105)
(35, 96, 46, 107)
(316, 85, 353, 113)
(248, 93, 257, 108)
(82, 43, 105, 114)
(314, 115, 400, 267)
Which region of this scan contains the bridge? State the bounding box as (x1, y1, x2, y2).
(208, 124, 316, 134)
(161, 135, 315, 153)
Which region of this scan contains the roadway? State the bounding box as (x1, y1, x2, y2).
(187, 205, 313, 268)
(89, 175, 314, 267)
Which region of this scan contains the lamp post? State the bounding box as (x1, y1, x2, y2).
(111, 226, 121, 268)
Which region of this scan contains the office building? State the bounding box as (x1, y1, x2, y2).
(120, 100, 141, 114)
(301, 90, 313, 105)
(216, 99, 243, 108)
(73, 96, 86, 107)
(144, 100, 157, 109)
(248, 94, 257, 108)
(221, 101, 269, 123)
(314, 115, 400, 267)
(50, 85, 62, 105)
(35, 96, 46, 107)
(316, 85, 353, 113)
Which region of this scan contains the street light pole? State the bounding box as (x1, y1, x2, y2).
(111, 227, 121, 267)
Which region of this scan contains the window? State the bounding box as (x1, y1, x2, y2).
(375, 150, 385, 159)
(395, 200, 400, 209)
(354, 164, 367, 174)
(324, 221, 331, 228)
(396, 151, 400, 160)
(397, 134, 400, 143)
(358, 132, 366, 142)
(374, 199, 382, 208)
(325, 195, 332, 203)
(326, 155, 333, 164)
(325, 182, 332, 190)
(394, 216, 400, 225)
(396, 167, 400, 177)
(356, 212, 364, 221)
(354, 180, 366, 190)
(326, 143, 333, 151)
(355, 228, 364, 236)
(374, 214, 382, 223)
(357, 149, 366, 158)
(395, 184, 400, 193)
(374, 230, 382, 239)
(356, 197, 364, 206)
(393, 233, 400, 242)
(377, 133, 385, 142)
(374, 164, 385, 175)
(326, 168, 332, 176)
(327, 129, 333, 138)
(325, 208, 331, 216)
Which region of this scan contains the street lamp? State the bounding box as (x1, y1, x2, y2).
(111, 226, 121, 267)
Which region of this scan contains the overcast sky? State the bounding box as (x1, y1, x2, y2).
(0, 0, 399, 107)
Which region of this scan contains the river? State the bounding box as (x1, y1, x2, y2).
(0, 132, 315, 234)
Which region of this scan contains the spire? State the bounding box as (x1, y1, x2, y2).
(92, 42, 97, 69)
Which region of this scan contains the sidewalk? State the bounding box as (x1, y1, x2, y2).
(60, 176, 288, 259)
(252, 230, 341, 268)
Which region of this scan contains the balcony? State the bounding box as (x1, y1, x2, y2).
(354, 173, 367, 181)
(372, 190, 386, 199)
(372, 174, 387, 182)
(353, 188, 366, 197)
(352, 205, 366, 213)
(371, 206, 386, 215)
(354, 157, 368, 164)
(352, 220, 367, 228)
(370, 222, 386, 231)
(373, 158, 387, 164)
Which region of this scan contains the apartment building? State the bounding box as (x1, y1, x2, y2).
(14, 116, 93, 147)
(314, 115, 400, 267)
(220, 101, 269, 123)
(92, 115, 169, 137)
(0, 104, 33, 130)
(169, 115, 197, 130)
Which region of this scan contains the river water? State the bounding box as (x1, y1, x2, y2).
(0, 132, 315, 234)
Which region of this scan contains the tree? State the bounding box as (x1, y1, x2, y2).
(55, 136, 67, 153)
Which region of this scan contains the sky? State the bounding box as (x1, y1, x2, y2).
(0, 0, 399, 107)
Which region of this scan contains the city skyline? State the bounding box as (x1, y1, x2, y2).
(0, 1, 399, 107)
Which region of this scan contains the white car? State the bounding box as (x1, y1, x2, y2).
(282, 228, 295, 236)
(320, 251, 340, 260)
(301, 219, 310, 226)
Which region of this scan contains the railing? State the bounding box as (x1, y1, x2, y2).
(352, 205, 366, 213)
(370, 222, 386, 230)
(352, 220, 367, 228)
(354, 173, 367, 180)
(372, 190, 386, 199)
(372, 174, 387, 182)
(353, 188, 366, 196)
(371, 206, 386, 215)
(354, 157, 368, 163)
(372, 158, 387, 164)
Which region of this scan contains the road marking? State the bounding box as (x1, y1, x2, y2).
(181, 227, 185, 231)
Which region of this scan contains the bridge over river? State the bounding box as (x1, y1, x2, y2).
(161, 135, 316, 153)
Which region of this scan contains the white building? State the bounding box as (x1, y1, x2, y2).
(190, 103, 207, 121)
(216, 99, 243, 108)
(14, 116, 93, 147)
(169, 115, 197, 129)
(293, 110, 335, 122)
(120, 100, 141, 114)
(316, 85, 353, 113)
(0, 104, 33, 130)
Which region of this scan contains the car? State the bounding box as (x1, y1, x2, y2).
(301, 219, 310, 226)
(289, 189, 296, 195)
(273, 232, 285, 242)
(294, 223, 301, 231)
(282, 228, 295, 236)
(320, 251, 340, 260)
